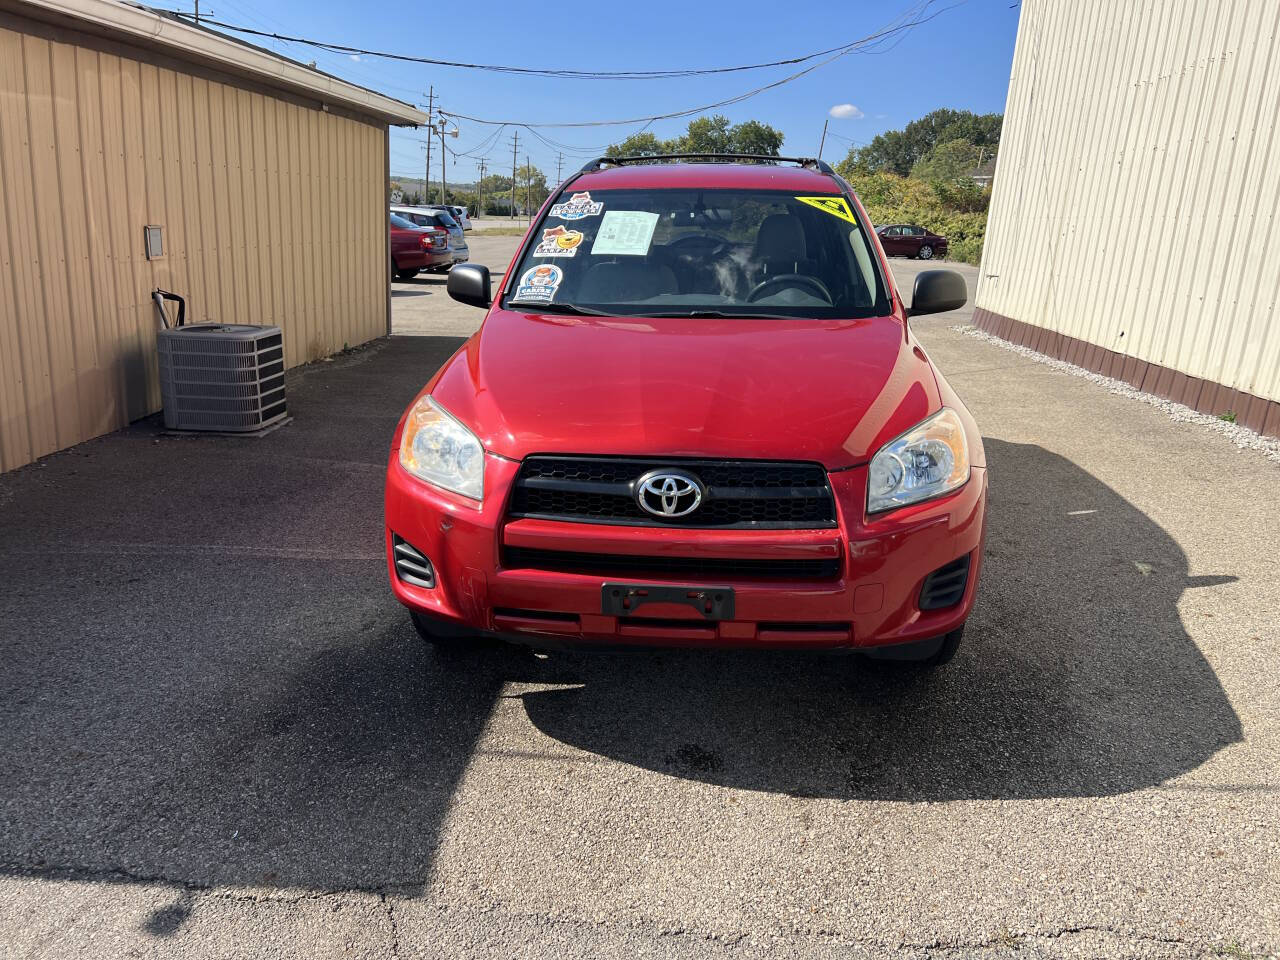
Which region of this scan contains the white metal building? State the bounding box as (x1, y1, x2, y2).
(976, 0, 1280, 439)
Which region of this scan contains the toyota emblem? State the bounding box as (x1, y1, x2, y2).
(635, 469, 704, 518)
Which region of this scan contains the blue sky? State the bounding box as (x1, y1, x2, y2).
(175, 0, 1021, 184)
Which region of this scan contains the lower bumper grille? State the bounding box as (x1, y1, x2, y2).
(392, 535, 435, 588)
(919, 553, 970, 610)
(503, 546, 839, 581)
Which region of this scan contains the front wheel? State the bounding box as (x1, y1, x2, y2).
(409, 612, 502, 659)
(862, 626, 964, 669)
(917, 244, 934, 260)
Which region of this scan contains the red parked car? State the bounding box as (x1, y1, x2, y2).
(385, 156, 986, 666)
(876, 223, 948, 260)
(390, 212, 450, 280)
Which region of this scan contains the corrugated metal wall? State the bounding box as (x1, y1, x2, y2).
(0, 17, 388, 472)
(977, 0, 1280, 406)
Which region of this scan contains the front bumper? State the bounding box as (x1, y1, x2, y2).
(385, 455, 986, 650)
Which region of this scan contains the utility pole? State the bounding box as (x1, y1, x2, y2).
(525, 154, 531, 224)
(440, 118, 447, 206)
(818, 118, 829, 161)
(555, 152, 563, 186)
(193, 0, 199, 24)
(477, 159, 487, 219)
(510, 130, 519, 220)
(422, 87, 433, 204)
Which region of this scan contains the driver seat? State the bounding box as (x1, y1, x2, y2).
(752, 214, 815, 280)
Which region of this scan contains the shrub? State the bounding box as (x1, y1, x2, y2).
(840, 169, 991, 265)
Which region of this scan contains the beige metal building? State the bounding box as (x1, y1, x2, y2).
(976, 0, 1280, 439)
(0, 0, 425, 472)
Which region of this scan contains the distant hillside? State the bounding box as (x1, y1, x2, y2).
(389, 176, 478, 197)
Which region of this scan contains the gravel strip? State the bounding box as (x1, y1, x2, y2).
(953, 324, 1280, 464)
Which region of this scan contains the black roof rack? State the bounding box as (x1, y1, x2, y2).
(576, 154, 835, 175)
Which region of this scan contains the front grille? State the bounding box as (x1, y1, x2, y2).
(509, 456, 836, 529)
(918, 554, 970, 610)
(503, 547, 840, 581)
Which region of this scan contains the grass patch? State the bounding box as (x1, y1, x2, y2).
(471, 226, 531, 237)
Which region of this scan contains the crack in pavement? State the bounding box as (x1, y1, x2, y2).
(3, 861, 1251, 957)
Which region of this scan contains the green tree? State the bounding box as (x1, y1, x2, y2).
(844, 109, 1001, 176)
(677, 115, 733, 153)
(515, 162, 550, 212)
(911, 138, 982, 182)
(605, 115, 784, 159)
(725, 119, 784, 156)
(605, 132, 670, 157)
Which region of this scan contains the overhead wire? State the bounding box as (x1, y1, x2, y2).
(173, 0, 949, 84)
(435, 1, 964, 128)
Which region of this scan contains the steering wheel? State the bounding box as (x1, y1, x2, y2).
(667, 234, 730, 257)
(746, 274, 833, 304)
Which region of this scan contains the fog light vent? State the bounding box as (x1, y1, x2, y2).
(919, 554, 970, 610)
(393, 535, 435, 588)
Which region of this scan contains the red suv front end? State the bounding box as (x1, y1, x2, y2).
(385, 158, 986, 665)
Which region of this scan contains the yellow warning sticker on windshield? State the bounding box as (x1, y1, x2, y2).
(795, 195, 857, 224)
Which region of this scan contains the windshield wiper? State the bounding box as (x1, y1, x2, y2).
(509, 302, 619, 317)
(645, 309, 797, 320)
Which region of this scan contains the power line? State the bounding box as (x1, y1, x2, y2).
(824, 129, 869, 145)
(173, 1, 949, 82)
(436, 1, 963, 129)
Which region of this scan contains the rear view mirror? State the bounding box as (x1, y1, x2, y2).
(909, 269, 968, 316)
(447, 263, 492, 309)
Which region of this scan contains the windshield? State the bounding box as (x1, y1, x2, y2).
(389, 213, 418, 229)
(502, 188, 888, 319)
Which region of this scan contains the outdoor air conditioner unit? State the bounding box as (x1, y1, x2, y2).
(154, 290, 289, 433)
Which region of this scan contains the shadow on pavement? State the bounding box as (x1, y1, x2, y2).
(518, 440, 1242, 800)
(0, 335, 1244, 941)
(0, 337, 496, 909)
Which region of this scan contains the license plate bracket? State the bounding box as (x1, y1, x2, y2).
(601, 583, 735, 621)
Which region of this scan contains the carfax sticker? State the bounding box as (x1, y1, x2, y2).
(511, 264, 563, 305)
(549, 191, 604, 220)
(795, 195, 858, 224)
(533, 225, 584, 258)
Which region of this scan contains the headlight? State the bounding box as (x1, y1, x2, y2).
(867, 408, 969, 514)
(398, 396, 484, 501)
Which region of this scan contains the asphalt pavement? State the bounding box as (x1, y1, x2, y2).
(1, 241, 1276, 958)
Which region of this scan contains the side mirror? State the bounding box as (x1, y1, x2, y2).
(447, 263, 491, 309)
(909, 269, 968, 317)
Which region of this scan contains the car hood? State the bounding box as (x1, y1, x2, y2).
(428, 308, 940, 468)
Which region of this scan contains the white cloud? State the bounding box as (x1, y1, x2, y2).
(349, 54, 362, 62)
(829, 104, 864, 120)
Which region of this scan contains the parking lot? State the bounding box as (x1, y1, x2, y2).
(2, 239, 1277, 958)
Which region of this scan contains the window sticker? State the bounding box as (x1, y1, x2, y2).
(533, 225, 584, 258)
(795, 195, 858, 224)
(590, 210, 660, 256)
(511, 264, 563, 305)
(549, 191, 604, 220)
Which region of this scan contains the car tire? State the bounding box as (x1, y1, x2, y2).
(861, 625, 964, 669)
(409, 611, 499, 658)
(917, 244, 934, 260)
(396, 267, 420, 281)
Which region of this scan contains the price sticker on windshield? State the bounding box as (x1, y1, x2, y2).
(795, 195, 858, 224)
(590, 210, 659, 256)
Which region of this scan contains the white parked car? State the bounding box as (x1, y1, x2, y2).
(446, 205, 472, 231)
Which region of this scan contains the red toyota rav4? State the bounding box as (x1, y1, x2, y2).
(385, 156, 986, 666)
